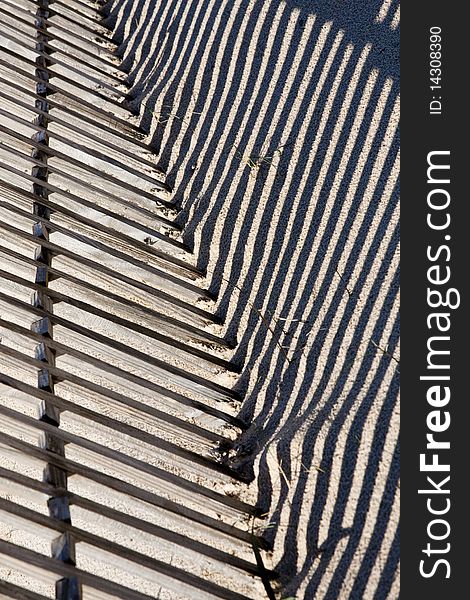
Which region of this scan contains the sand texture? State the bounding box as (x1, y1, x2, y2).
(108, 0, 400, 598)
(0, 0, 399, 598)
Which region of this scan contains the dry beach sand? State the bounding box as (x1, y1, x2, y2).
(106, 0, 400, 598)
(0, 0, 400, 598)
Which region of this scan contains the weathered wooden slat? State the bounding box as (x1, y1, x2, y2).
(0, 434, 256, 544)
(0, 319, 242, 424)
(49, 0, 106, 22)
(0, 466, 263, 575)
(0, 43, 130, 114)
(0, 220, 221, 324)
(0, 243, 230, 348)
(0, 268, 237, 372)
(0, 399, 251, 511)
(0, 177, 185, 256)
(0, 539, 156, 600)
(0, 68, 149, 147)
(0, 169, 189, 272)
(0, 292, 239, 400)
(0, 23, 125, 92)
(46, 1, 114, 34)
(0, 108, 172, 196)
(0, 497, 256, 600)
(0, 84, 163, 176)
(0, 155, 177, 233)
(0, 5, 121, 75)
(1, 5, 115, 61)
(0, 579, 51, 600)
(4, 0, 115, 44)
(0, 197, 212, 303)
(0, 55, 140, 135)
(0, 342, 238, 441)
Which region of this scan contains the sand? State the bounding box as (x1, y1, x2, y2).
(107, 0, 400, 598)
(0, 0, 399, 598)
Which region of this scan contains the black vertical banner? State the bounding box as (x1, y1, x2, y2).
(402, 4, 468, 598)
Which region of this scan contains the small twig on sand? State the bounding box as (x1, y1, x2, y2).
(232, 143, 287, 177)
(369, 339, 400, 365)
(141, 98, 202, 132)
(253, 307, 291, 362)
(335, 268, 352, 296)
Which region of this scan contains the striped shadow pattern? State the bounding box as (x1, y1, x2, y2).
(0, 0, 273, 598)
(109, 0, 400, 598)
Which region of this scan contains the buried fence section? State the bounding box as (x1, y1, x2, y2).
(0, 1, 274, 599)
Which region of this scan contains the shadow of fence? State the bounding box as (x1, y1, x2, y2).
(106, 1, 400, 597)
